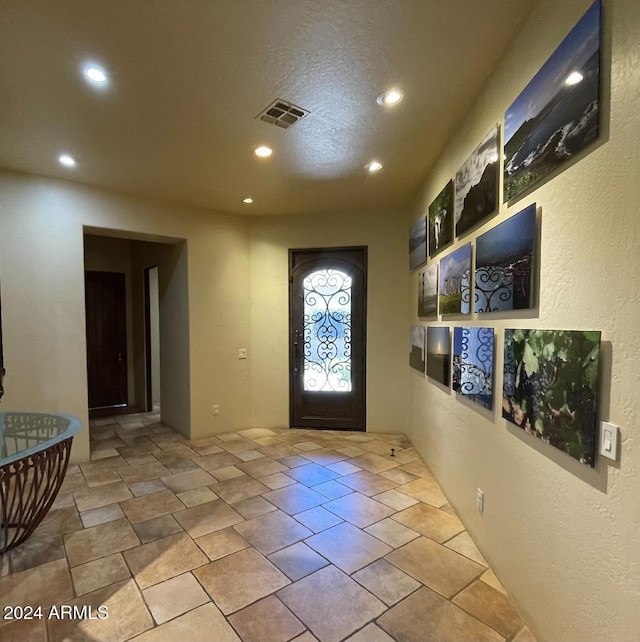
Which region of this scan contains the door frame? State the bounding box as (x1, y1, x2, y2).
(288, 246, 368, 431)
(143, 266, 153, 413)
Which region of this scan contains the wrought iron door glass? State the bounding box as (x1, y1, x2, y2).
(303, 269, 352, 392)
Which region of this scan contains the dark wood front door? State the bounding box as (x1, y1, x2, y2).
(85, 271, 128, 409)
(289, 247, 367, 430)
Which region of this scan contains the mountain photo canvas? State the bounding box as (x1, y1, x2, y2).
(503, 0, 601, 202)
(455, 125, 499, 237)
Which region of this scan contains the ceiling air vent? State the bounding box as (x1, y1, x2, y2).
(257, 99, 310, 129)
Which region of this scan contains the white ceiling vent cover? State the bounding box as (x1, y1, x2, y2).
(257, 99, 310, 129)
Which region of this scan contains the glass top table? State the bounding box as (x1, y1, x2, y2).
(1, 411, 81, 553)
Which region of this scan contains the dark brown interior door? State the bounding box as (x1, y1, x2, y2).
(85, 271, 128, 409)
(289, 247, 367, 430)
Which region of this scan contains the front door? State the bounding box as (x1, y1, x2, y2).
(85, 271, 128, 409)
(289, 247, 367, 430)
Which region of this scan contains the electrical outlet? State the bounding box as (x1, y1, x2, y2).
(476, 488, 484, 514)
(212, 404, 220, 416)
(238, 348, 247, 359)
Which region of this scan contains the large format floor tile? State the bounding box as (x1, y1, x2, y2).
(233, 510, 312, 555)
(173, 499, 243, 538)
(131, 604, 240, 642)
(123, 532, 208, 589)
(386, 536, 485, 597)
(194, 547, 290, 615)
(306, 523, 391, 574)
(228, 595, 305, 642)
(278, 566, 386, 642)
(378, 586, 504, 642)
(0, 409, 532, 642)
(323, 492, 395, 528)
(64, 518, 140, 567)
(47, 579, 154, 642)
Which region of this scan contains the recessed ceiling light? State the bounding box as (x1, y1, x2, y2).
(565, 71, 584, 86)
(366, 160, 383, 173)
(82, 63, 108, 86)
(254, 146, 273, 158)
(377, 88, 403, 106)
(58, 154, 76, 168)
(242, 197, 254, 204)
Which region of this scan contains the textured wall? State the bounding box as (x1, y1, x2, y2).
(408, 0, 640, 640)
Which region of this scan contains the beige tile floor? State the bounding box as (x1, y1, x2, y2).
(0, 412, 536, 642)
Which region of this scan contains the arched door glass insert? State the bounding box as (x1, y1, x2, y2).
(303, 269, 352, 393)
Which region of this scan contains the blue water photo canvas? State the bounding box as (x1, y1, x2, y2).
(453, 326, 494, 409)
(439, 243, 471, 315)
(503, 328, 600, 467)
(503, 0, 601, 201)
(475, 204, 536, 313)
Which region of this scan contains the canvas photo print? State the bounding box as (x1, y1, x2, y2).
(503, 328, 600, 467)
(504, 0, 601, 202)
(475, 204, 536, 313)
(409, 325, 426, 373)
(427, 326, 450, 386)
(418, 263, 438, 318)
(453, 326, 494, 409)
(455, 125, 499, 237)
(439, 243, 471, 315)
(428, 180, 454, 258)
(409, 215, 427, 270)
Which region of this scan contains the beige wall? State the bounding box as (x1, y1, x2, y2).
(408, 0, 640, 640)
(250, 210, 409, 433)
(0, 170, 252, 459)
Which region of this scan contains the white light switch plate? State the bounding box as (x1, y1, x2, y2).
(600, 421, 618, 461)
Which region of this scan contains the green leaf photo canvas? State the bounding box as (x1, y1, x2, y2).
(503, 328, 600, 466)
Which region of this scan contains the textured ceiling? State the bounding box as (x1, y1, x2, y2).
(0, 1, 538, 216)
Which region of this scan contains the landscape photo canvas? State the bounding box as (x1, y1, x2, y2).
(503, 329, 600, 467)
(455, 125, 499, 237)
(427, 326, 450, 386)
(409, 326, 426, 373)
(428, 180, 454, 258)
(453, 326, 494, 409)
(504, 0, 601, 202)
(409, 215, 427, 270)
(475, 204, 536, 313)
(439, 243, 471, 315)
(418, 263, 438, 318)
